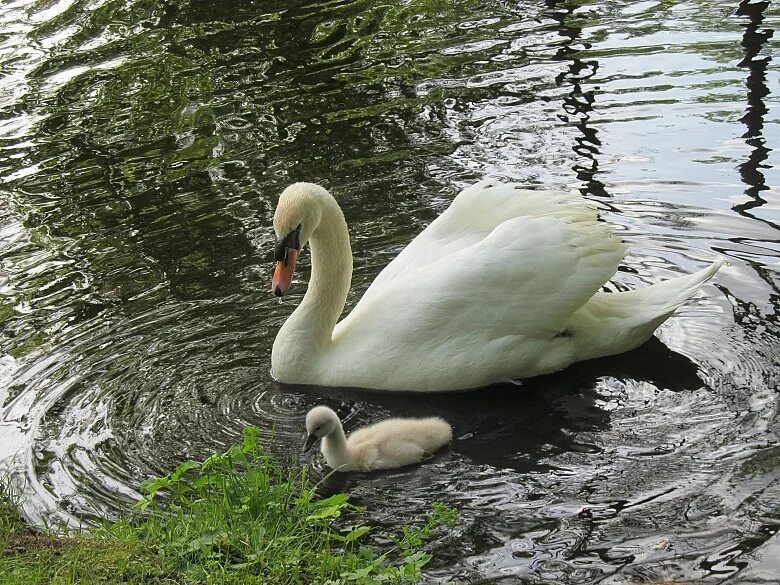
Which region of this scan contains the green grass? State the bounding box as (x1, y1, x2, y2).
(0, 479, 173, 584)
(0, 427, 456, 584)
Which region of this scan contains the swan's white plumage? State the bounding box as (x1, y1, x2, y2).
(365, 182, 596, 289)
(304, 406, 453, 471)
(271, 180, 723, 391)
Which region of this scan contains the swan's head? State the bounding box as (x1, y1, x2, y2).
(272, 182, 329, 297)
(303, 405, 340, 452)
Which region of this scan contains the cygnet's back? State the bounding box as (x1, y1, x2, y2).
(347, 416, 452, 471)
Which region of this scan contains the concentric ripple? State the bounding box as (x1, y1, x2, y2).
(0, 0, 779, 582)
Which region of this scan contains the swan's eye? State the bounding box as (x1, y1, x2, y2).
(274, 224, 302, 264)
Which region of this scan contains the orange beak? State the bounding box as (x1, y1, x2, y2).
(272, 249, 298, 297)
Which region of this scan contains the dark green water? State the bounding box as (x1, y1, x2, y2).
(1, 0, 779, 582)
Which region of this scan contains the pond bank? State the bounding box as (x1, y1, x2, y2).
(0, 427, 456, 585)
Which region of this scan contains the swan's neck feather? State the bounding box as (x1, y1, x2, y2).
(272, 193, 352, 380)
(321, 423, 353, 470)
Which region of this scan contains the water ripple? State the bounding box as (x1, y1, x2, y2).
(0, 0, 778, 581)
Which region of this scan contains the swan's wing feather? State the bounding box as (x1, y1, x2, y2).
(335, 212, 626, 345)
(365, 181, 588, 293)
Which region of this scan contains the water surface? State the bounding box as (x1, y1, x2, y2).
(0, 0, 778, 582)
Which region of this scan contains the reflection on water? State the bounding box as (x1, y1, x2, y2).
(546, 0, 608, 199)
(735, 0, 772, 216)
(0, 0, 778, 582)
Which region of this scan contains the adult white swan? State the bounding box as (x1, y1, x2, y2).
(270, 181, 722, 392)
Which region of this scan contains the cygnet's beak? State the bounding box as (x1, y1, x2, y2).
(272, 248, 298, 297)
(302, 434, 318, 453)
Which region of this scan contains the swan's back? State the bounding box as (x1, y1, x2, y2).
(364, 181, 591, 291)
(347, 417, 453, 470)
(327, 195, 628, 389)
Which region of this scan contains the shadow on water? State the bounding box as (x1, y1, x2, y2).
(279, 336, 704, 475)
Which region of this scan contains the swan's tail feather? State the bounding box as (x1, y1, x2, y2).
(573, 259, 724, 359)
(632, 258, 725, 316)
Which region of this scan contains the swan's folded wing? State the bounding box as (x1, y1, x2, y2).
(364, 181, 589, 294)
(334, 212, 627, 345)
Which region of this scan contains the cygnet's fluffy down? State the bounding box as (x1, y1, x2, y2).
(303, 405, 452, 471)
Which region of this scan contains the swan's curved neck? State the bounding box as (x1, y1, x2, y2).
(274, 196, 352, 369)
(304, 201, 352, 338)
(322, 423, 351, 470)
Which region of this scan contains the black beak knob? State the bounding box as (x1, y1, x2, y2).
(302, 434, 318, 453)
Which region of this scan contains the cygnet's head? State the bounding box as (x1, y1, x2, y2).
(272, 183, 331, 297)
(302, 405, 341, 452)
